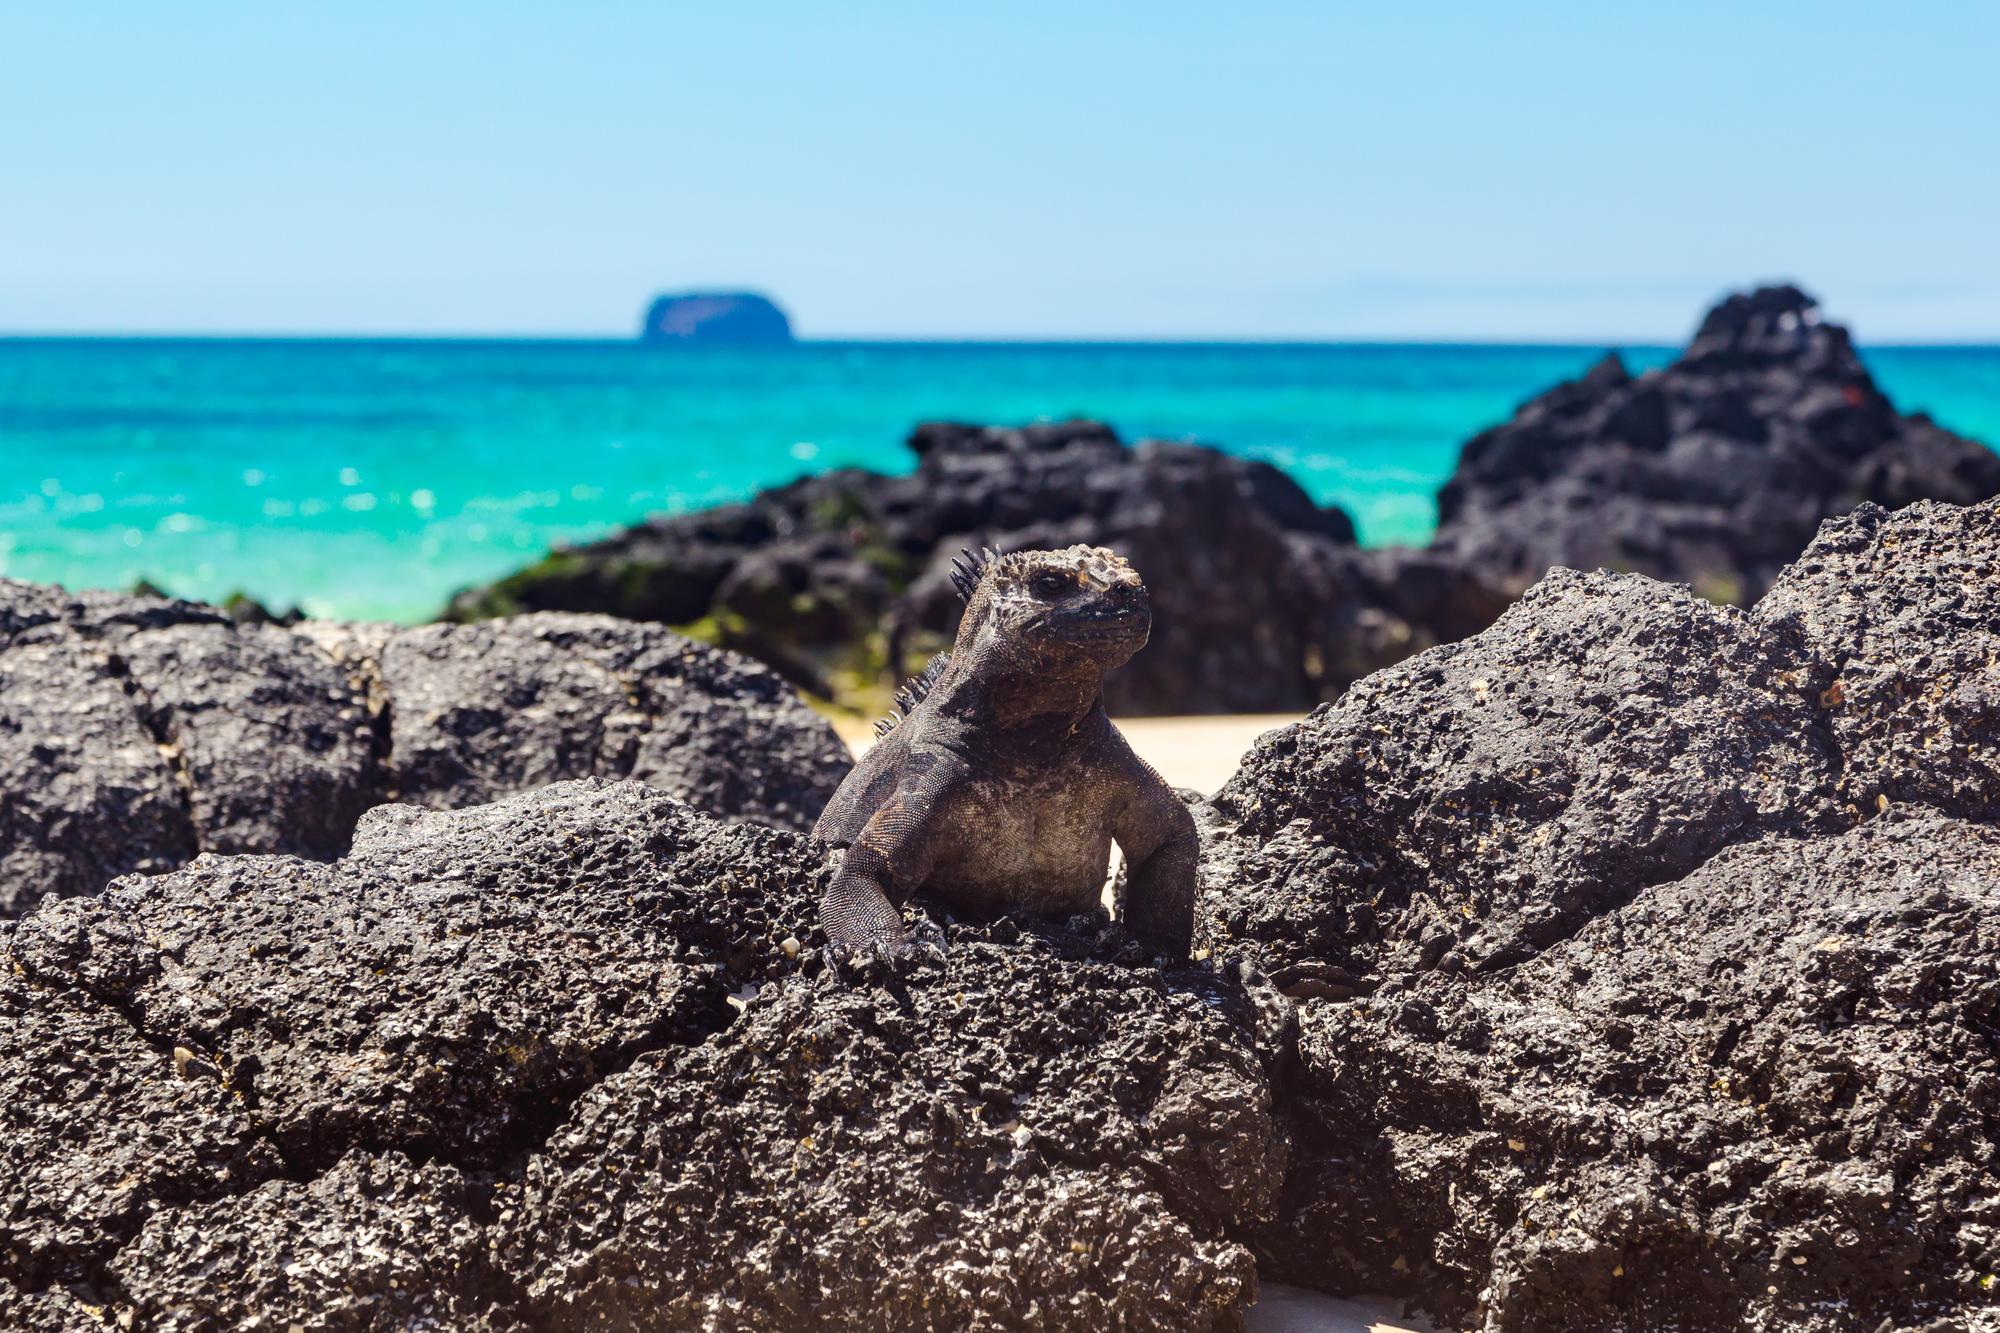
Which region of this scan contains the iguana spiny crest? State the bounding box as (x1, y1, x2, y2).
(875, 544, 1150, 739)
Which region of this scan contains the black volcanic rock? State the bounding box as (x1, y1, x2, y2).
(1197, 496, 2000, 1329)
(1432, 284, 2000, 603)
(1, 784, 820, 1323)
(3, 500, 1997, 1331)
(0, 924, 282, 1296)
(639, 291, 793, 345)
(0, 582, 849, 919)
(449, 419, 1510, 717)
(7, 782, 825, 1170)
(1195, 567, 1839, 991)
(2, 781, 1284, 1332)
(302, 612, 851, 833)
(1278, 814, 1999, 1331)
(109, 1152, 521, 1332)
(1755, 497, 2000, 823)
(498, 926, 1282, 1332)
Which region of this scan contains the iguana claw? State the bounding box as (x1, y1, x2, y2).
(825, 918, 948, 984)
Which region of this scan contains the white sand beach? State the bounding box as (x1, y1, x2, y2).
(834, 712, 1304, 797)
(1246, 1287, 1434, 1333)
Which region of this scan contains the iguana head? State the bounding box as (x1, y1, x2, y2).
(956, 545, 1151, 675)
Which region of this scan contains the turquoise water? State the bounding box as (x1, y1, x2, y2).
(2, 339, 1996, 622)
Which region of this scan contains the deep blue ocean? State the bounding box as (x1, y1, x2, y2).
(1, 339, 1996, 622)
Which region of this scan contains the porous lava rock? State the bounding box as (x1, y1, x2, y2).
(498, 925, 1285, 1332)
(1756, 497, 2000, 823)
(7, 499, 1995, 1331)
(1275, 816, 1999, 1331)
(1432, 285, 2000, 603)
(7, 781, 825, 1171)
(0, 1277, 107, 1333)
(1198, 495, 2000, 1329)
(108, 1152, 521, 1332)
(303, 611, 851, 831)
(1195, 567, 1839, 992)
(0, 581, 849, 918)
(3, 781, 1286, 1332)
(0, 926, 281, 1296)
(447, 419, 1510, 716)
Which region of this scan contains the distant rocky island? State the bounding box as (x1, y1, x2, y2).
(465, 284, 2000, 716)
(639, 291, 793, 345)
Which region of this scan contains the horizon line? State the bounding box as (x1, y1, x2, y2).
(8, 329, 2000, 350)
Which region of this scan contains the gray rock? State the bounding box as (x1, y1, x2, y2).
(1272, 816, 1999, 1331)
(0, 925, 281, 1294)
(4, 782, 1286, 1331)
(112, 620, 377, 862)
(8, 498, 1999, 1331)
(0, 581, 850, 917)
(1432, 286, 2000, 604)
(1197, 567, 1837, 991)
(360, 612, 850, 832)
(0, 633, 197, 916)
(8, 781, 824, 1170)
(110, 1151, 520, 1332)
(0, 1277, 112, 1333)
(1756, 497, 2000, 822)
(498, 921, 1283, 1332)
(1198, 497, 2000, 1329)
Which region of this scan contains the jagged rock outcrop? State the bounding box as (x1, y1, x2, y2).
(1198, 497, 2000, 1330)
(109, 1152, 521, 1332)
(639, 291, 793, 345)
(447, 419, 1511, 715)
(5, 500, 1995, 1332)
(466, 286, 1996, 718)
(1276, 815, 1999, 1332)
(1193, 566, 1840, 990)
(1432, 285, 2000, 603)
(2, 782, 1283, 1332)
(1756, 498, 2000, 822)
(499, 925, 1283, 1331)
(0, 583, 849, 918)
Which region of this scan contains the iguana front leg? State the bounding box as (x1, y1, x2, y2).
(1114, 759, 1199, 960)
(819, 759, 963, 975)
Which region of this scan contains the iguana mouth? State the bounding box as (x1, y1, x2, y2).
(1058, 607, 1150, 643)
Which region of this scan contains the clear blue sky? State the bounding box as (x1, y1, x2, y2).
(5, 2, 1996, 340)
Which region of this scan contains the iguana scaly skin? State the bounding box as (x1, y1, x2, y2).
(814, 545, 1198, 972)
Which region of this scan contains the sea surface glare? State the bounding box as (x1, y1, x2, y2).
(2, 338, 1995, 621)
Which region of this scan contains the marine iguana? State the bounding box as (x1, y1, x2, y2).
(813, 544, 1198, 973)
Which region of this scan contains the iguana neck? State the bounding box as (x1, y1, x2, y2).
(929, 647, 1103, 735)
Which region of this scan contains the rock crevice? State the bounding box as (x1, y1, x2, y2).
(1199, 498, 2000, 1330)
(0, 588, 851, 919)
(3, 784, 1286, 1332)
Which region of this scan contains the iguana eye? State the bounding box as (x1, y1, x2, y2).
(1030, 572, 1071, 600)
